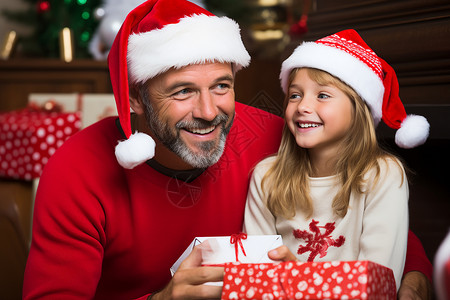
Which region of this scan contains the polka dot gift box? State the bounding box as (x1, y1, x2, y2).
(0, 108, 81, 180)
(221, 260, 396, 300)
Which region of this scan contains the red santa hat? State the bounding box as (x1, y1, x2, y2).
(280, 29, 430, 149)
(108, 0, 251, 169)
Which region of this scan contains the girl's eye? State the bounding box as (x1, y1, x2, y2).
(289, 93, 301, 101)
(318, 93, 330, 100)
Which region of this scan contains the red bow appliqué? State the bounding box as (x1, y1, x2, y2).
(293, 219, 345, 262)
(230, 233, 247, 262)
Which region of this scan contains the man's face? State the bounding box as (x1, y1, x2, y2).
(139, 62, 236, 168)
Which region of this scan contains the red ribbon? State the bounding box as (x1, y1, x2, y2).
(230, 233, 247, 262)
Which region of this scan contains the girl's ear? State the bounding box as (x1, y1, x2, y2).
(129, 85, 144, 115)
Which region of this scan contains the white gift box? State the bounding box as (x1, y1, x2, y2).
(170, 235, 283, 276)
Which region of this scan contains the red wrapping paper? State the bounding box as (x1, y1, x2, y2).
(222, 261, 396, 300)
(0, 108, 81, 180)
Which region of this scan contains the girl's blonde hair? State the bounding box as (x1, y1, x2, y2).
(262, 68, 404, 219)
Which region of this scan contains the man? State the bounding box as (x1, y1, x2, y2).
(23, 0, 432, 299)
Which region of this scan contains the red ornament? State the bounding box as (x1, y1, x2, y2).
(289, 14, 308, 37)
(37, 0, 51, 14)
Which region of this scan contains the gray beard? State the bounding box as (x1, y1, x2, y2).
(142, 96, 233, 169)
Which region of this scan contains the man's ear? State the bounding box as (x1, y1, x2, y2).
(129, 84, 144, 115)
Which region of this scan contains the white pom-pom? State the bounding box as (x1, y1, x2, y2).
(395, 114, 430, 149)
(115, 132, 156, 169)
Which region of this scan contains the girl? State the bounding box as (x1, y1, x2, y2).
(243, 29, 430, 290)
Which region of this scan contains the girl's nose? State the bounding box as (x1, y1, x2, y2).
(298, 96, 314, 114)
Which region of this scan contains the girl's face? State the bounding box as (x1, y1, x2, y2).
(285, 68, 353, 158)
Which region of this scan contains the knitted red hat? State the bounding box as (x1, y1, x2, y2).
(280, 29, 429, 148)
(108, 0, 250, 168)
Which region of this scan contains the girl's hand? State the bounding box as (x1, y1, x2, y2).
(267, 245, 298, 262)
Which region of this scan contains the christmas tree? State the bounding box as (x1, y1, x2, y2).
(2, 0, 101, 58)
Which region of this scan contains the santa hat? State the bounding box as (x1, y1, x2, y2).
(280, 29, 429, 149)
(108, 0, 250, 169)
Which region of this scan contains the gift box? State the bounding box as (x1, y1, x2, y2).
(170, 234, 283, 283)
(221, 260, 396, 300)
(0, 107, 81, 180)
(29, 93, 118, 128)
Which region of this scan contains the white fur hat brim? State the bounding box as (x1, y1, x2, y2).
(127, 14, 251, 84)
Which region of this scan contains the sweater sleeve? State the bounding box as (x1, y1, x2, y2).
(358, 158, 409, 291)
(404, 230, 433, 282)
(243, 157, 278, 235)
(23, 150, 107, 299)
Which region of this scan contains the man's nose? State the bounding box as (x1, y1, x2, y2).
(193, 92, 219, 121)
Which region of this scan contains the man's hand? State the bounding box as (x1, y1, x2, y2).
(268, 245, 298, 262)
(151, 244, 224, 300)
(398, 271, 432, 300)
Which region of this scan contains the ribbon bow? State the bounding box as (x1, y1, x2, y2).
(230, 233, 247, 262)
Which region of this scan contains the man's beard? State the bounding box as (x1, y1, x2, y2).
(142, 97, 233, 169)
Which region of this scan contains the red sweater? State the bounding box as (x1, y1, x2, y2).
(23, 103, 284, 299)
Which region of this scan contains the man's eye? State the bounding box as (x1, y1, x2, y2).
(172, 88, 192, 100)
(174, 88, 190, 96)
(217, 83, 230, 89)
(214, 83, 231, 95)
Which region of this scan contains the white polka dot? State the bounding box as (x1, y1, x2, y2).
(64, 127, 72, 135)
(46, 134, 55, 145)
(40, 142, 48, 150)
(33, 164, 42, 173)
(36, 128, 46, 137)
